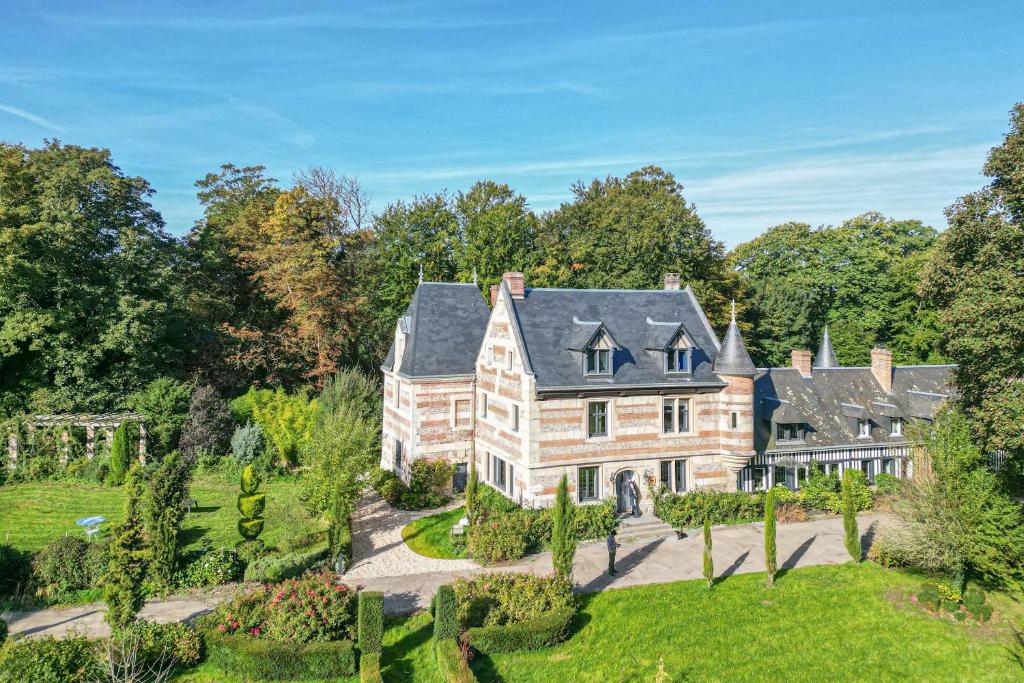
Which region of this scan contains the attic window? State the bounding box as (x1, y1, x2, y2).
(858, 419, 871, 438)
(776, 423, 803, 442)
(890, 417, 903, 436)
(666, 348, 689, 373)
(585, 348, 611, 375)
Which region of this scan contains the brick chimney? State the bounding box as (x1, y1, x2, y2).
(489, 284, 499, 307)
(664, 273, 681, 290)
(502, 272, 525, 299)
(791, 350, 812, 378)
(871, 347, 893, 393)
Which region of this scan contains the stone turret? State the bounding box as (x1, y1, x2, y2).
(713, 303, 757, 477)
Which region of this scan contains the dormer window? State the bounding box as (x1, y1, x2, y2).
(585, 348, 610, 375)
(666, 348, 689, 373)
(890, 417, 903, 436)
(858, 419, 871, 438)
(776, 423, 804, 442)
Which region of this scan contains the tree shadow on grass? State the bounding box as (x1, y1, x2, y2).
(381, 614, 434, 683)
(776, 535, 817, 580)
(714, 550, 751, 586)
(178, 526, 211, 548)
(470, 651, 506, 683)
(1008, 626, 1024, 671)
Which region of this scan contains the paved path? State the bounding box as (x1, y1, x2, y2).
(7, 505, 891, 638)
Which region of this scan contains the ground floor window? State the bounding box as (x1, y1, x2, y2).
(491, 454, 512, 495)
(659, 459, 688, 493)
(394, 438, 403, 470)
(578, 466, 599, 503)
(881, 458, 895, 475)
(752, 466, 768, 492)
(860, 459, 873, 482)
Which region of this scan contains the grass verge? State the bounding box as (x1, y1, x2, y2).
(401, 506, 467, 559)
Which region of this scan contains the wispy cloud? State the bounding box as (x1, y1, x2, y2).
(0, 103, 65, 132)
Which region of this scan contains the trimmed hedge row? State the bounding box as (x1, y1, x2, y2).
(359, 652, 383, 683)
(204, 630, 355, 680)
(434, 637, 477, 683)
(242, 544, 329, 582)
(358, 591, 384, 654)
(465, 606, 575, 653)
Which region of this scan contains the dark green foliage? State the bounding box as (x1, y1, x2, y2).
(204, 630, 356, 680)
(551, 474, 576, 583)
(173, 547, 243, 588)
(571, 498, 620, 539)
(874, 472, 899, 495)
(33, 536, 93, 594)
(0, 544, 33, 596)
(465, 459, 479, 521)
(923, 104, 1024, 481)
(963, 586, 986, 615)
(242, 545, 330, 583)
(107, 422, 134, 486)
(179, 385, 234, 460)
(128, 378, 193, 459)
(146, 450, 193, 588)
(234, 539, 267, 564)
(0, 634, 100, 683)
(0, 618, 7, 645)
(435, 584, 459, 640)
(238, 463, 264, 542)
(465, 606, 575, 653)
(360, 652, 383, 683)
(369, 461, 454, 510)
(327, 499, 352, 568)
(452, 573, 574, 631)
(434, 637, 478, 683)
(703, 517, 714, 589)
(764, 488, 777, 585)
(654, 489, 766, 528)
(104, 465, 147, 629)
(112, 620, 204, 669)
(358, 591, 385, 655)
(918, 584, 941, 611)
(842, 469, 861, 562)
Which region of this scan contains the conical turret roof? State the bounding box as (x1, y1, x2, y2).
(813, 326, 839, 368)
(713, 303, 756, 377)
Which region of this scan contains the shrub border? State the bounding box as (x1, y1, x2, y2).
(204, 629, 355, 680)
(464, 605, 576, 653)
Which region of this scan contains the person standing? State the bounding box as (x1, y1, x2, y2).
(606, 531, 619, 575)
(629, 477, 642, 517)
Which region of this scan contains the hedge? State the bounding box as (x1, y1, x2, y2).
(434, 637, 477, 683)
(359, 652, 383, 683)
(464, 606, 575, 653)
(204, 630, 355, 680)
(242, 544, 329, 582)
(340, 514, 353, 568)
(435, 585, 459, 640)
(358, 591, 384, 655)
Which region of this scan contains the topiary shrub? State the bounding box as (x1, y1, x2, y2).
(435, 584, 458, 641)
(238, 464, 266, 542)
(0, 634, 100, 682)
(360, 652, 383, 683)
(205, 630, 356, 680)
(358, 591, 384, 655)
(702, 517, 714, 590)
(842, 469, 861, 561)
(235, 539, 268, 565)
(33, 535, 90, 594)
(434, 637, 477, 683)
(464, 606, 575, 653)
(764, 487, 777, 586)
(242, 545, 330, 583)
(231, 421, 265, 465)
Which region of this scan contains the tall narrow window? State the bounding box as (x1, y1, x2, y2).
(394, 438, 403, 470)
(507, 350, 513, 370)
(673, 459, 687, 493)
(512, 404, 520, 432)
(730, 411, 738, 429)
(660, 461, 671, 489)
(587, 401, 608, 438)
(858, 419, 871, 438)
(666, 348, 688, 373)
(678, 400, 690, 432)
(890, 417, 903, 436)
(585, 348, 610, 375)
(393, 380, 400, 407)
(663, 398, 691, 433)
(480, 393, 488, 418)
(662, 399, 674, 434)
(578, 466, 599, 502)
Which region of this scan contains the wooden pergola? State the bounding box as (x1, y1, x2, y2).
(6, 412, 147, 469)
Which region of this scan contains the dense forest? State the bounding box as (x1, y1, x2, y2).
(2, 105, 1022, 478)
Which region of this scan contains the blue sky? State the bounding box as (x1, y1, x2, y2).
(1, 1, 1022, 246)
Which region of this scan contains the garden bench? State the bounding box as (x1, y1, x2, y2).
(183, 498, 198, 516)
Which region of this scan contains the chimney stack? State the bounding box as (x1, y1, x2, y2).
(871, 347, 893, 393)
(502, 272, 525, 299)
(489, 284, 499, 308)
(664, 273, 681, 290)
(791, 350, 812, 378)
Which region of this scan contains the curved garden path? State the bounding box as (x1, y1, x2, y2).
(344, 493, 478, 580)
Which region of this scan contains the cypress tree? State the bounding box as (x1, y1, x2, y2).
(104, 465, 147, 629)
(551, 473, 577, 584)
(107, 422, 133, 486)
(465, 458, 478, 522)
(145, 451, 192, 590)
(702, 517, 714, 589)
(764, 487, 777, 586)
(842, 469, 861, 561)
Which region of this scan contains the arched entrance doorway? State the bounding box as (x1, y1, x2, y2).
(614, 469, 638, 514)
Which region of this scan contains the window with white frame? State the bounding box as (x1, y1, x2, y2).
(752, 466, 768, 492)
(587, 401, 608, 438)
(665, 347, 689, 373)
(512, 404, 520, 432)
(585, 348, 611, 375)
(659, 459, 687, 493)
(662, 397, 691, 433)
(858, 419, 871, 438)
(860, 459, 873, 481)
(578, 466, 599, 502)
(890, 417, 903, 436)
(394, 438, 403, 470)
(881, 458, 895, 475)
(491, 454, 511, 494)
(776, 423, 803, 442)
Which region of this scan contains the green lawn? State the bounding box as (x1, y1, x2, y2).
(0, 472, 326, 553)
(401, 506, 467, 559)
(477, 563, 1024, 682)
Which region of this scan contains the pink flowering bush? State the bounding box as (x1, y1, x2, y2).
(452, 572, 573, 628)
(213, 571, 357, 643)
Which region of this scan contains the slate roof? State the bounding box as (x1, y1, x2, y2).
(753, 364, 955, 452)
(506, 284, 727, 393)
(813, 327, 839, 369)
(714, 317, 757, 377)
(382, 283, 490, 378)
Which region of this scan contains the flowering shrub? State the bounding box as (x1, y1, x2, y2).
(452, 573, 573, 629)
(174, 547, 243, 588)
(214, 571, 357, 644)
(466, 512, 533, 564)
